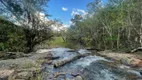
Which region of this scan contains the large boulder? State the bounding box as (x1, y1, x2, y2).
(121, 57, 142, 67)
(0, 70, 15, 80)
(98, 51, 142, 67)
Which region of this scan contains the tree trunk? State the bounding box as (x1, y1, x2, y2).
(117, 30, 120, 50)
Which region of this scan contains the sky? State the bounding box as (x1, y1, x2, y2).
(47, 0, 107, 26)
(47, 0, 94, 26)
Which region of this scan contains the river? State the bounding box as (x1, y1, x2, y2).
(40, 48, 142, 80)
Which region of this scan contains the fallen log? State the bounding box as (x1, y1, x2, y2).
(53, 53, 90, 68)
(131, 47, 142, 53)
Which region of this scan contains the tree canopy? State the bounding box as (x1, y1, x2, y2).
(66, 0, 142, 51)
(0, 0, 54, 52)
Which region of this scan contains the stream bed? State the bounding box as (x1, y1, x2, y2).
(41, 48, 142, 80)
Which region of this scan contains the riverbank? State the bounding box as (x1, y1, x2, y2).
(97, 50, 142, 68)
(0, 50, 52, 80)
(0, 48, 142, 80)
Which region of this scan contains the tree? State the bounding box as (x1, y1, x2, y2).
(66, 0, 142, 51)
(0, 17, 26, 52)
(0, 0, 55, 52)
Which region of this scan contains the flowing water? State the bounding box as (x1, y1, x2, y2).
(41, 48, 142, 80)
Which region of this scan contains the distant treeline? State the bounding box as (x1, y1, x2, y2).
(66, 0, 142, 51)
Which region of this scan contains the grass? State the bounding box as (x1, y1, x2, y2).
(35, 37, 79, 49)
(50, 37, 66, 47)
(49, 37, 77, 48)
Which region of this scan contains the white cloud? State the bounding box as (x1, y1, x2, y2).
(77, 9, 88, 16)
(69, 21, 73, 24)
(71, 11, 80, 16)
(51, 23, 68, 31)
(36, 12, 50, 22)
(62, 7, 68, 11)
(71, 9, 88, 16)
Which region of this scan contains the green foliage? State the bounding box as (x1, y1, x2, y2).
(0, 18, 27, 52)
(0, 0, 56, 53)
(49, 37, 77, 49)
(66, 0, 142, 51)
(0, 0, 54, 52)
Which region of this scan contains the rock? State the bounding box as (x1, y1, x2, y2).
(46, 60, 52, 64)
(54, 72, 66, 78)
(66, 76, 83, 80)
(0, 70, 15, 80)
(73, 76, 83, 80)
(98, 51, 142, 67)
(15, 71, 32, 80)
(137, 61, 142, 67)
(5, 52, 25, 59)
(121, 57, 142, 67)
(46, 53, 53, 60)
(127, 70, 142, 76)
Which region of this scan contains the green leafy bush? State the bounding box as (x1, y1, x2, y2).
(0, 18, 27, 52)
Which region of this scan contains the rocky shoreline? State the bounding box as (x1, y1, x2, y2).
(97, 50, 142, 68)
(0, 48, 142, 80)
(0, 49, 52, 80)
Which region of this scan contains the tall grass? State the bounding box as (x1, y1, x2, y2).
(49, 37, 78, 48)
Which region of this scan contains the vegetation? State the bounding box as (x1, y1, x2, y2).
(49, 37, 76, 48)
(0, 17, 27, 52)
(0, 0, 54, 52)
(66, 0, 142, 51)
(0, 0, 142, 52)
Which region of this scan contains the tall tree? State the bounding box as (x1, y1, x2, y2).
(66, 0, 142, 51)
(0, 0, 54, 52)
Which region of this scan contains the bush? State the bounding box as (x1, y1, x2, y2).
(0, 18, 27, 52)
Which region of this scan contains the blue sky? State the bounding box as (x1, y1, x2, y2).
(47, 0, 107, 26)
